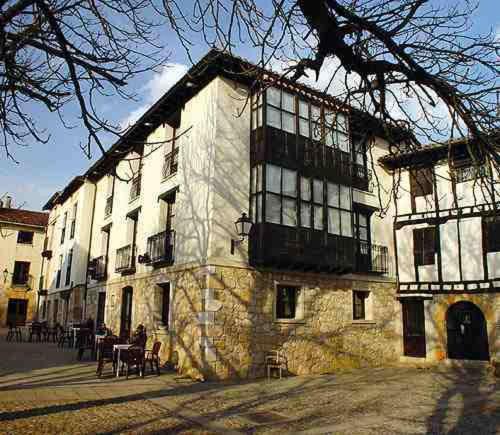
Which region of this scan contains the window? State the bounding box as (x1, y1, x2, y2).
(483, 216, 500, 253)
(70, 203, 77, 239)
(160, 283, 170, 327)
(266, 87, 296, 134)
(17, 231, 34, 244)
(251, 91, 263, 130)
(275, 285, 301, 320)
(353, 291, 369, 320)
(12, 261, 30, 285)
(56, 255, 63, 288)
(265, 164, 297, 227)
(65, 249, 73, 286)
(413, 227, 436, 266)
(250, 165, 263, 224)
(60, 212, 67, 244)
(105, 175, 114, 217)
(327, 182, 352, 237)
(162, 127, 179, 179)
(410, 168, 434, 197)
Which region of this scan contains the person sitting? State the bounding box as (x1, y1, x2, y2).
(130, 324, 147, 349)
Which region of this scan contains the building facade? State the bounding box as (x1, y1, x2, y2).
(381, 138, 500, 364)
(42, 50, 400, 379)
(0, 198, 48, 326)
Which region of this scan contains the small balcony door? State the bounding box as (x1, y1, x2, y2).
(354, 210, 371, 271)
(120, 287, 133, 340)
(402, 299, 426, 358)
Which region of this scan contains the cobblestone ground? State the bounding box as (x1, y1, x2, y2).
(0, 331, 498, 435)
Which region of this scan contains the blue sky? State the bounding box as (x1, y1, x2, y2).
(1, 1, 498, 211)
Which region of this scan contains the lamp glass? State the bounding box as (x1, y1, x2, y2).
(235, 213, 252, 237)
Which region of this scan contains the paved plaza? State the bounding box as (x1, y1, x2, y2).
(0, 332, 498, 435)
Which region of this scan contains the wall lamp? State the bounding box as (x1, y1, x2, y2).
(231, 213, 253, 255)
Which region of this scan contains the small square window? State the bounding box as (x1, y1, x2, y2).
(17, 231, 34, 244)
(276, 285, 301, 320)
(353, 291, 369, 320)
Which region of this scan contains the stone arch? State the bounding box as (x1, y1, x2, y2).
(446, 301, 489, 361)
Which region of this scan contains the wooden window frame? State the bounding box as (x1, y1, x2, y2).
(353, 290, 369, 320)
(275, 284, 302, 321)
(17, 231, 34, 245)
(12, 261, 30, 285)
(413, 227, 436, 266)
(482, 216, 500, 253)
(410, 168, 434, 198)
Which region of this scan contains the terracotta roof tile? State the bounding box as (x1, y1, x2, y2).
(0, 208, 49, 228)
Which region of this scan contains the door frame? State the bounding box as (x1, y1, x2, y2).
(401, 298, 427, 358)
(120, 287, 133, 339)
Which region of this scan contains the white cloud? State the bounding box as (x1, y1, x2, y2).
(120, 63, 188, 129)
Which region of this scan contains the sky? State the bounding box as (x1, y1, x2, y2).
(1, 0, 498, 211)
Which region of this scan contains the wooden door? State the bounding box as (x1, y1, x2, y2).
(120, 287, 133, 340)
(402, 299, 426, 357)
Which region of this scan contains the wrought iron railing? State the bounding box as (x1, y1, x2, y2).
(356, 241, 388, 274)
(115, 244, 135, 272)
(162, 149, 179, 179)
(129, 175, 141, 202)
(146, 230, 175, 264)
(105, 195, 113, 217)
(91, 255, 107, 281)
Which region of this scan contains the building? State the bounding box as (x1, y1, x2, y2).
(380, 136, 500, 363)
(0, 197, 48, 326)
(39, 177, 96, 327)
(41, 50, 400, 379)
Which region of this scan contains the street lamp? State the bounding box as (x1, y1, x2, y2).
(231, 212, 253, 255)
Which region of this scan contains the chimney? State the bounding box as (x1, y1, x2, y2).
(4, 196, 12, 208)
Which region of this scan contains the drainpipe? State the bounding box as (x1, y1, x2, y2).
(83, 179, 97, 320)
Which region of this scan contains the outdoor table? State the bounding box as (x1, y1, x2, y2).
(113, 344, 132, 378)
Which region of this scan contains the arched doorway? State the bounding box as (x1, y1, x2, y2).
(446, 301, 489, 361)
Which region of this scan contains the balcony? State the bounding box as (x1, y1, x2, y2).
(105, 195, 113, 217)
(115, 244, 135, 274)
(89, 255, 107, 281)
(129, 175, 141, 202)
(41, 238, 52, 259)
(144, 230, 175, 266)
(355, 241, 389, 274)
(251, 126, 371, 190)
(162, 149, 179, 180)
(249, 223, 355, 273)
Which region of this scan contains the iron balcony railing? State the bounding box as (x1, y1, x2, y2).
(162, 149, 179, 179)
(129, 175, 141, 202)
(91, 255, 107, 281)
(356, 241, 389, 274)
(115, 244, 135, 272)
(105, 195, 113, 217)
(146, 230, 175, 265)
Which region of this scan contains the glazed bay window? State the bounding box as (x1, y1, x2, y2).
(266, 164, 297, 227)
(250, 165, 263, 223)
(251, 91, 263, 130)
(327, 182, 353, 237)
(266, 87, 296, 134)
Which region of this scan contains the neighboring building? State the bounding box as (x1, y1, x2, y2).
(0, 197, 48, 326)
(39, 177, 96, 327)
(380, 135, 500, 363)
(42, 50, 400, 379)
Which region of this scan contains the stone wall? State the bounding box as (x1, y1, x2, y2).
(88, 264, 398, 380)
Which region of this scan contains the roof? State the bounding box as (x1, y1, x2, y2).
(379, 131, 499, 170)
(43, 176, 85, 210)
(0, 208, 49, 228)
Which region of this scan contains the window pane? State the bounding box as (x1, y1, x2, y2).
(257, 165, 263, 193)
(267, 87, 280, 107)
(276, 286, 297, 319)
(327, 182, 339, 207)
(300, 177, 311, 201)
(325, 110, 335, 131)
(359, 213, 368, 228)
(314, 205, 323, 230)
(299, 118, 310, 137)
(325, 131, 334, 147)
(251, 196, 256, 222)
(266, 193, 281, 224)
(337, 113, 348, 132)
(251, 166, 257, 194)
(311, 105, 321, 122)
(282, 91, 295, 112)
(311, 122, 321, 141)
(341, 210, 353, 236)
(328, 208, 341, 235)
(267, 106, 280, 129)
(299, 100, 309, 118)
(359, 227, 368, 241)
(313, 179, 323, 203)
(257, 106, 263, 127)
(340, 185, 351, 209)
(266, 164, 281, 193)
(252, 109, 257, 131)
(301, 202, 311, 228)
(282, 198, 297, 227)
(256, 193, 262, 223)
(282, 168, 297, 197)
(282, 112, 296, 134)
(338, 132, 350, 152)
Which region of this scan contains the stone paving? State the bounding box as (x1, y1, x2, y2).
(0, 332, 498, 434)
